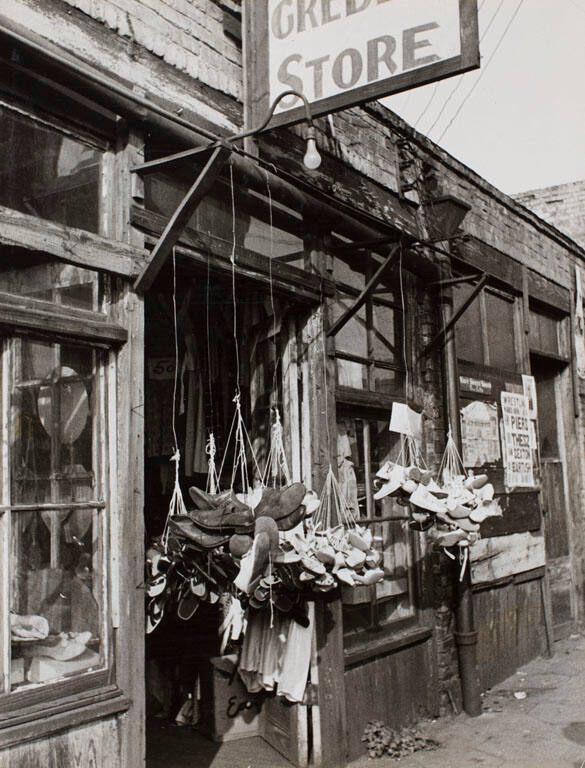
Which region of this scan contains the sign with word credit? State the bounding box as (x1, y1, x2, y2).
(500, 391, 534, 489)
(245, 0, 479, 130)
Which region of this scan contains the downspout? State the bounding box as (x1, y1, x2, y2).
(437, 251, 482, 717)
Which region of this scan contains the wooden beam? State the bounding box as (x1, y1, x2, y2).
(131, 207, 334, 300)
(0, 291, 127, 347)
(327, 245, 400, 338)
(134, 145, 230, 293)
(0, 205, 147, 278)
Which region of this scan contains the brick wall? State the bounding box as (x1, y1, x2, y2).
(515, 180, 585, 250)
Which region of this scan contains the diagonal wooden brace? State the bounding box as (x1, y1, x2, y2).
(134, 144, 231, 294)
(326, 244, 401, 338)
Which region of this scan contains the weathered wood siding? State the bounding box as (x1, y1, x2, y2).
(473, 577, 546, 691)
(0, 716, 120, 768)
(344, 639, 435, 762)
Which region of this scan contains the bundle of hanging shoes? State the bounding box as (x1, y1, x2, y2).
(145, 481, 391, 633)
(145, 482, 328, 632)
(373, 461, 502, 552)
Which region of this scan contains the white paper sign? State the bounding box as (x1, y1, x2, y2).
(460, 400, 500, 467)
(500, 392, 534, 488)
(389, 402, 422, 444)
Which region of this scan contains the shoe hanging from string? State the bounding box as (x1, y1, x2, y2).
(218, 390, 263, 504)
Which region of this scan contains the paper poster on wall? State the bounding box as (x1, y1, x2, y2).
(521, 374, 537, 419)
(389, 403, 422, 445)
(500, 392, 534, 488)
(460, 401, 500, 467)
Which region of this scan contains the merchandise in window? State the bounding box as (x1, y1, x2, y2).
(337, 417, 416, 644)
(2, 338, 106, 692)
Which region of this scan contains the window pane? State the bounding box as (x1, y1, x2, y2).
(11, 341, 95, 504)
(331, 298, 367, 357)
(0, 105, 101, 233)
(8, 339, 103, 688)
(529, 309, 559, 356)
(336, 358, 367, 389)
(10, 507, 103, 688)
(0, 249, 99, 311)
(373, 366, 404, 395)
(485, 292, 516, 370)
(372, 303, 401, 362)
(453, 282, 483, 365)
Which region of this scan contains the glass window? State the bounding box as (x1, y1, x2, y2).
(337, 417, 417, 646)
(0, 105, 102, 234)
(484, 292, 516, 369)
(454, 281, 518, 371)
(0, 248, 99, 311)
(332, 254, 405, 396)
(3, 338, 106, 692)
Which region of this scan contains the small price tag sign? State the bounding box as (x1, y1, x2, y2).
(148, 357, 176, 380)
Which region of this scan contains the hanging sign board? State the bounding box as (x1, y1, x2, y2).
(244, 0, 479, 130)
(500, 392, 535, 489)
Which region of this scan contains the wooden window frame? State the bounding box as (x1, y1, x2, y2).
(0, 290, 127, 745)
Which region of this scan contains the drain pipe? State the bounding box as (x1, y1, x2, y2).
(437, 252, 482, 717)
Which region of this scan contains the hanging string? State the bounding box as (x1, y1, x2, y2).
(229, 160, 241, 394)
(261, 407, 291, 488)
(438, 426, 466, 486)
(263, 169, 281, 401)
(206, 433, 220, 494)
(398, 239, 409, 402)
(206, 254, 215, 429)
(161, 248, 188, 549)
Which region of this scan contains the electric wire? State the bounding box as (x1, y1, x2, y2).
(437, 0, 525, 142)
(422, 0, 502, 136)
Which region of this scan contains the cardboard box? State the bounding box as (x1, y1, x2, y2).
(206, 655, 263, 742)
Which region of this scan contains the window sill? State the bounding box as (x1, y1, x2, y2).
(0, 684, 129, 749)
(344, 625, 432, 668)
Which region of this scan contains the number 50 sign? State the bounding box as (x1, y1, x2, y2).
(148, 357, 177, 380)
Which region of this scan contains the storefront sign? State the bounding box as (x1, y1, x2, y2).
(460, 400, 500, 468)
(245, 0, 479, 129)
(500, 392, 534, 488)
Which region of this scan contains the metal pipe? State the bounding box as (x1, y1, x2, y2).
(437, 252, 482, 717)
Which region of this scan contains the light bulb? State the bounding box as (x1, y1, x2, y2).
(303, 127, 321, 170)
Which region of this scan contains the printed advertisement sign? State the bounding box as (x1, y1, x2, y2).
(500, 391, 534, 488)
(460, 400, 500, 468)
(245, 0, 480, 129)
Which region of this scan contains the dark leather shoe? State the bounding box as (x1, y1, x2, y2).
(189, 496, 254, 534)
(188, 486, 234, 510)
(254, 482, 306, 521)
(167, 516, 231, 548)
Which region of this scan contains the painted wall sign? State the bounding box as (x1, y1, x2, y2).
(459, 375, 492, 395)
(460, 400, 500, 468)
(500, 391, 534, 488)
(245, 0, 479, 130)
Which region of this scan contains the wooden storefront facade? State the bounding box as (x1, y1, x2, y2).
(0, 3, 584, 767)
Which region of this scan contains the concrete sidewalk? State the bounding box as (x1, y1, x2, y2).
(349, 633, 585, 768)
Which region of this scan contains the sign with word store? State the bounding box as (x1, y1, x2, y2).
(245, 0, 480, 129)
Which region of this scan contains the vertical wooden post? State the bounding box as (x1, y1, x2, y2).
(105, 126, 146, 768)
(302, 231, 347, 768)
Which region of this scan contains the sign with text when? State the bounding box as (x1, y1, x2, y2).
(500, 391, 534, 489)
(245, 0, 479, 130)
